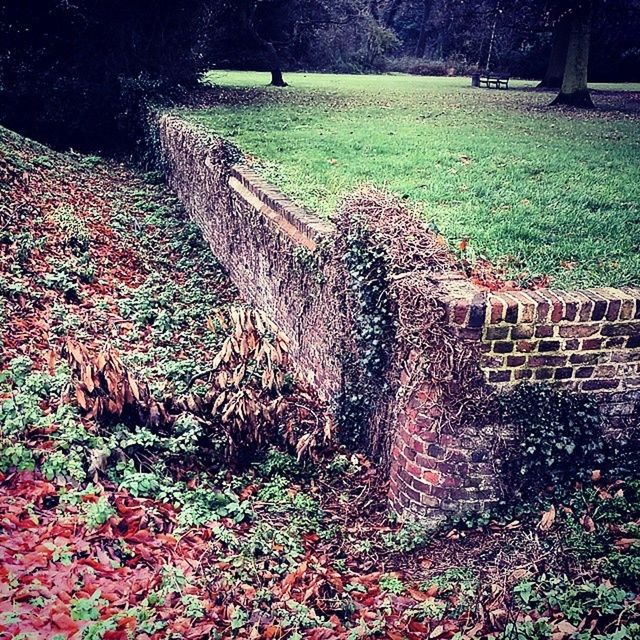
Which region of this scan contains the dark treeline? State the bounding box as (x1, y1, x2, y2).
(1, 0, 639, 151)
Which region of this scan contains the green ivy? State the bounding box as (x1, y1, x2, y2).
(338, 223, 395, 447)
(501, 384, 607, 498)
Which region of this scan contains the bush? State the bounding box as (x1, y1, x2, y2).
(385, 56, 478, 77)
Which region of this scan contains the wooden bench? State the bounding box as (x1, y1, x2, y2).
(471, 72, 510, 90)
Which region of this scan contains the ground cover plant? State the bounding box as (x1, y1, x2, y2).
(182, 72, 640, 290)
(1, 126, 639, 639)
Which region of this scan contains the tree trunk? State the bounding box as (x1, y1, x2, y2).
(552, 1, 594, 108)
(538, 14, 571, 88)
(244, 0, 288, 87)
(263, 40, 288, 87)
(414, 0, 433, 58)
(383, 0, 403, 28)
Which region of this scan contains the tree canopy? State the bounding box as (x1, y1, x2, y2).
(1, 0, 639, 150)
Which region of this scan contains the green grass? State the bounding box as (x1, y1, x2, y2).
(182, 71, 640, 289)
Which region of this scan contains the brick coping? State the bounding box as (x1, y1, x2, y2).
(230, 166, 335, 247)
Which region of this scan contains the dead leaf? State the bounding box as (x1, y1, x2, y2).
(538, 505, 556, 531)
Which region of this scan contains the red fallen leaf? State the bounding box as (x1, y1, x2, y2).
(538, 505, 556, 531)
(581, 515, 596, 533)
(263, 625, 282, 639)
(407, 587, 431, 601)
(51, 612, 80, 635)
(429, 624, 445, 638)
(615, 538, 639, 550)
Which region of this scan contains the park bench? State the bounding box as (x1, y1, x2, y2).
(471, 72, 510, 90)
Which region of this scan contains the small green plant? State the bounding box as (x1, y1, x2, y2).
(80, 155, 102, 169)
(70, 590, 108, 622)
(82, 497, 116, 530)
(382, 518, 431, 553)
(51, 204, 91, 254)
(0, 441, 35, 473)
(379, 573, 405, 595)
(256, 448, 305, 478)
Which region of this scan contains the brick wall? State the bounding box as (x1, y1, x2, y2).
(390, 283, 640, 524)
(155, 115, 344, 403)
(154, 113, 639, 526)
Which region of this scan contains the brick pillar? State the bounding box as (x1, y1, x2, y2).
(388, 375, 502, 525)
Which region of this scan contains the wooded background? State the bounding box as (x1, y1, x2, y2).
(1, 0, 638, 150)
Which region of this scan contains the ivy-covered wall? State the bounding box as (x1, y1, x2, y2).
(154, 114, 640, 526)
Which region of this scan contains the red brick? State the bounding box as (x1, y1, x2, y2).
(587, 293, 608, 321)
(442, 475, 461, 488)
(578, 298, 595, 322)
(481, 355, 504, 368)
(469, 294, 486, 328)
(559, 324, 600, 338)
(415, 454, 438, 470)
(535, 325, 554, 338)
(538, 340, 561, 352)
(422, 470, 441, 486)
(528, 355, 567, 367)
(569, 353, 601, 365)
(534, 368, 554, 380)
(581, 379, 621, 391)
(490, 298, 505, 323)
(453, 299, 469, 325)
(411, 477, 434, 494)
(494, 341, 514, 354)
(401, 483, 422, 504)
(554, 367, 573, 380)
(488, 370, 512, 383)
(606, 299, 622, 321)
(405, 461, 422, 477)
(595, 365, 617, 377)
(564, 300, 579, 322)
(535, 297, 551, 323)
(620, 298, 636, 321)
(601, 322, 640, 337)
(506, 355, 526, 367)
(576, 366, 595, 379)
(485, 326, 510, 340)
(516, 340, 536, 353)
(545, 292, 564, 323)
(510, 292, 536, 323)
(582, 338, 604, 350)
(503, 294, 520, 324)
(412, 438, 425, 454)
(403, 446, 417, 461)
(513, 325, 535, 339)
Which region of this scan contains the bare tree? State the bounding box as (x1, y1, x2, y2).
(414, 0, 434, 57)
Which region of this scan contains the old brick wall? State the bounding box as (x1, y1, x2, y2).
(390, 283, 640, 523)
(153, 113, 639, 525)
(155, 115, 344, 403)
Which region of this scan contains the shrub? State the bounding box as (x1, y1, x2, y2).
(385, 56, 478, 77)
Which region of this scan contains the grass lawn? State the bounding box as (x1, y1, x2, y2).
(181, 71, 640, 289)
